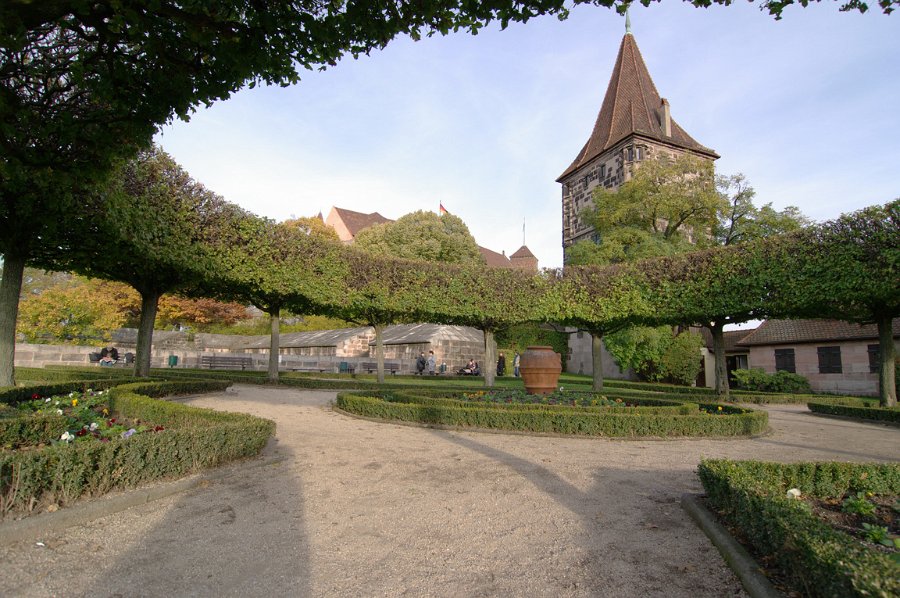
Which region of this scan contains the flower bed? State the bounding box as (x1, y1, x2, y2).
(808, 400, 900, 424)
(335, 390, 767, 437)
(2, 388, 154, 450)
(698, 459, 900, 598)
(0, 379, 274, 518)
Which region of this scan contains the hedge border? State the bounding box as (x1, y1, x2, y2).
(335, 391, 767, 437)
(698, 459, 900, 598)
(0, 378, 274, 519)
(807, 401, 900, 424)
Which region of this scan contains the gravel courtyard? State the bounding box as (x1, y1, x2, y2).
(1, 384, 897, 597)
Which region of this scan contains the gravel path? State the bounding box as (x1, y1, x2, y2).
(1, 385, 897, 597)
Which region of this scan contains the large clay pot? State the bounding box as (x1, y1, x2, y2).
(519, 346, 562, 395)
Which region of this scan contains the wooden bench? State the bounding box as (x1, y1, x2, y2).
(200, 354, 253, 370)
(360, 362, 400, 374)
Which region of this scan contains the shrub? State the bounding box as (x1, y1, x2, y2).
(808, 401, 900, 424)
(0, 379, 273, 518)
(733, 368, 811, 394)
(336, 391, 767, 437)
(698, 459, 900, 598)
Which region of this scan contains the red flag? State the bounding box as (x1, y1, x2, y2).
(439, 203, 448, 215)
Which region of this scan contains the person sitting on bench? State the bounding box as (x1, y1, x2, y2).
(100, 345, 119, 365)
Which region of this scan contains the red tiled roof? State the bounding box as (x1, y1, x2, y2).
(557, 33, 717, 182)
(738, 319, 900, 347)
(478, 246, 512, 268)
(509, 245, 536, 259)
(333, 207, 392, 238)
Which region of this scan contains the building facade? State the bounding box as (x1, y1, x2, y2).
(557, 28, 719, 257)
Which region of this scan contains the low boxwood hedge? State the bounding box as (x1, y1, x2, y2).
(807, 401, 900, 424)
(384, 389, 698, 415)
(698, 459, 900, 598)
(335, 392, 767, 437)
(0, 379, 274, 518)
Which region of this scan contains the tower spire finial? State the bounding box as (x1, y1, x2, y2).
(625, 7, 632, 35)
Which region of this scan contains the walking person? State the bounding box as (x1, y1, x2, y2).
(496, 352, 506, 377)
(427, 351, 436, 375)
(513, 351, 521, 377)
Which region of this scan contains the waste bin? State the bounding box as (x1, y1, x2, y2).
(167, 355, 178, 368)
(439, 363, 447, 374)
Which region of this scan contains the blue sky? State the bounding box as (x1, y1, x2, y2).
(156, 2, 898, 270)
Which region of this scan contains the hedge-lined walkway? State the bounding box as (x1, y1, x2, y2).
(1, 386, 897, 597)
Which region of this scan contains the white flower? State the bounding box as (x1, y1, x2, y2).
(60, 431, 74, 442)
(54, 400, 60, 406)
(68, 392, 74, 397)
(786, 488, 802, 499)
(89, 422, 99, 431)
(56, 409, 63, 415)
(44, 398, 51, 403)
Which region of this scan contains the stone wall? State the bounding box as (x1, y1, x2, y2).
(565, 330, 637, 381)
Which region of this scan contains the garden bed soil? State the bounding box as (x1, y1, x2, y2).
(0, 388, 897, 597)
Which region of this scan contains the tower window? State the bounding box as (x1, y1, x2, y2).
(626, 147, 634, 161)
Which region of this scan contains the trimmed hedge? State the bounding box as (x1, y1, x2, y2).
(698, 459, 900, 598)
(336, 392, 767, 437)
(808, 401, 900, 424)
(0, 379, 273, 518)
(385, 389, 698, 415)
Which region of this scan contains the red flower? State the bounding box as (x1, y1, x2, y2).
(153, 425, 165, 432)
(75, 429, 87, 437)
(31, 393, 40, 400)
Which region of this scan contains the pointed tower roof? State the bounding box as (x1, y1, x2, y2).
(557, 34, 717, 182)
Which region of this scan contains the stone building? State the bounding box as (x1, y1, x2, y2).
(732, 319, 900, 396)
(373, 324, 485, 372)
(557, 22, 719, 256)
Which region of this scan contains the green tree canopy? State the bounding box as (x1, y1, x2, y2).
(354, 211, 483, 264)
(714, 174, 811, 245)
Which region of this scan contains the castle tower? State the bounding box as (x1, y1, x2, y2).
(557, 23, 719, 256)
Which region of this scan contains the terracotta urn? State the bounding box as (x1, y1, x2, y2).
(519, 346, 562, 395)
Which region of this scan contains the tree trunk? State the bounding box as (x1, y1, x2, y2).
(135, 289, 161, 377)
(877, 314, 896, 408)
(374, 324, 385, 384)
(591, 331, 604, 391)
(268, 307, 280, 384)
(483, 329, 496, 388)
(709, 321, 730, 400)
(0, 253, 26, 387)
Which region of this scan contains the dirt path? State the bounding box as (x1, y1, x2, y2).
(1, 385, 897, 597)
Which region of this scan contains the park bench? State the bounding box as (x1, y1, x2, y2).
(200, 354, 253, 370)
(360, 362, 400, 374)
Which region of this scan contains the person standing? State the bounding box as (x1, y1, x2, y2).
(427, 350, 436, 375)
(513, 352, 521, 377)
(496, 352, 506, 377)
(416, 351, 427, 375)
